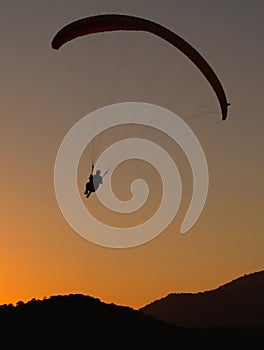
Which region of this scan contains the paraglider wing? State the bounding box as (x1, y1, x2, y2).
(51, 14, 229, 120)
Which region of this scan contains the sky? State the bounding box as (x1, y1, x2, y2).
(1, 0, 263, 309)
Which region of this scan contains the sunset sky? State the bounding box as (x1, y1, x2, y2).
(1, 1, 263, 309)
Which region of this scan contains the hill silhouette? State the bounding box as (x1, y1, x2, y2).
(0, 272, 263, 348)
(0, 294, 178, 348)
(141, 270, 264, 328)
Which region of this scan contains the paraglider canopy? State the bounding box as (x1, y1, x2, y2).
(51, 14, 230, 120)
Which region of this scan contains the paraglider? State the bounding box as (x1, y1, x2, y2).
(51, 14, 230, 120)
(84, 165, 103, 198)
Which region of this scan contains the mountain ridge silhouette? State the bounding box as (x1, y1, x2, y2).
(0, 271, 263, 348)
(141, 270, 264, 328)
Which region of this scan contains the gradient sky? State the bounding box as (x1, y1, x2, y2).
(1, 0, 263, 309)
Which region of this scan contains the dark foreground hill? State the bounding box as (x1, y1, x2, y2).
(141, 270, 264, 328)
(0, 294, 176, 348)
(0, 291, 263, 349)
